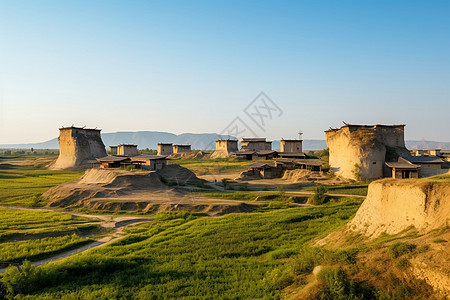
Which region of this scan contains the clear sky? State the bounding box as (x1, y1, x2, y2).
(0, 0, 449, 143)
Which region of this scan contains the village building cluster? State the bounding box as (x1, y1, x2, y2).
(213, 136, 324, 179)
(52, 124, 449, 181)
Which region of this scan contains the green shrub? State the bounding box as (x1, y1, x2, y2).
(432, 238, 447, 243)
(395, 257, 411, 269)
(316, 267, 375, 299)
(155, 211, 196, 221)
(307, 185, 327, 205)
(389, 242, 416, 258)
(264, 268, 294, 290)
(268, 248, 298, 260)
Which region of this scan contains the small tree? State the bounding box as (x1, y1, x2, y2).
(308, 185, 327, 205)
(277, 186, 286, 197)
(221, 178, 229, 189)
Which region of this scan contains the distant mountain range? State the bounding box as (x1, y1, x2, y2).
(1, 131, 449, 151)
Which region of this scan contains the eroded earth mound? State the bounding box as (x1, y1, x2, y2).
(348, 176, 450, 237)
(43, 167, 254, 215)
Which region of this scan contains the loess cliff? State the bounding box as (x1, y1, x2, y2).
(348, 175, 450, 237)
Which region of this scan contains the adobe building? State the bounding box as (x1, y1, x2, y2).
(131, 155, 168, 171)
(216, 139, 238, 153)
(240, 138, 272, 151)
(325, 124, 410, 180)
(117, 144, 138, 157)
(50, 126, 107, 170)
(399, 156, 446, 177)
(211, 139, 238, 158)
(157, 143, 173, 155)
(280, 139, 303, 153)
(173, 144, 191, 153)
(109, 146, 118, 155)
(252, 150, 278, 160)
(97, 156, 130, 169)
(385, 161, 420, 179)
(241, 163, 283, 179)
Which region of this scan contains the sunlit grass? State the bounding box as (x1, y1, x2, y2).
(0, 164, 82, 207)
(0, 201, 361, 298)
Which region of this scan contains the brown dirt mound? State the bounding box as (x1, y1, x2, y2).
(43, 168, 169, 207)
(235, 170, 261, 181)
(157, 164, 203, 185)
(282, 169, 327, 182)
(42, 167, 253, 215)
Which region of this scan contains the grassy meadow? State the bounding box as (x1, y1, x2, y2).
(0, 207, 99, 263)
(0, 161, 83, 207)
(0, 154, 381, 298)
(1, 200, 363, 299)
(0, 208, 94, 230)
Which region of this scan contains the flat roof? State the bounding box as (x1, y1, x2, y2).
(325, 123, 405, 132)
(275, 158, 323, 166)
(60, 126, 101, 131)
(278, 152, 306, 157)
(385, 162, 419, 169)
(173, 144, 191, 147)
(96, 156, 129, 162)
(234, 150, 256, 155)
(255, 150, 277, 155)
(246, 163, 274, 168)
(402, 156, 444, 164)
(118, 144, 137, 147)
(131, 155, 168, 161)
(242, 138, 266, 142)
(157, 143, 173, 145)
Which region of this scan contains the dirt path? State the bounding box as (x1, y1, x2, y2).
(0, 205, 153, 273)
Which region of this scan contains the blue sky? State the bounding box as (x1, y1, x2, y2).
(0, 1, 449, 143)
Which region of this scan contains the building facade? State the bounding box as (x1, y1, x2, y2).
(240, 138, 272, 151)
(325, 124, 410, 180)
(117, 144, 138, 157)
(157, 143, 173, 155)
(280, 139, 303, 153)
(173, 144, 191, 153)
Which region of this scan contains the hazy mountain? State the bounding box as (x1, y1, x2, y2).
(1, 131, 449, 151)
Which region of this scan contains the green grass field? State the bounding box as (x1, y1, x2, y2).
(0, 200, 361, 298)
(305, 183, 369, 196)
(0, 208, 94, 230)
(0, 163, 83, 207)
(0, 234, 93, 263)
(0, 208, 99, 263)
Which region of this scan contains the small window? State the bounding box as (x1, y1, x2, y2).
(373, 162, 376, 164)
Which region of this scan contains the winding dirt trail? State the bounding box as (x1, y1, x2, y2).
(0, 205, 153, 273)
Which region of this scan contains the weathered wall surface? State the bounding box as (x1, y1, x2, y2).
(326, 125, 409, 180)
(157, 144, 173, 156)
(280, 140, 302, 152)
(211, 140, 238, 158)
(50, 128, 107, 170)
(419, 164, 447, 177)
(348, 178, 450, 237)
